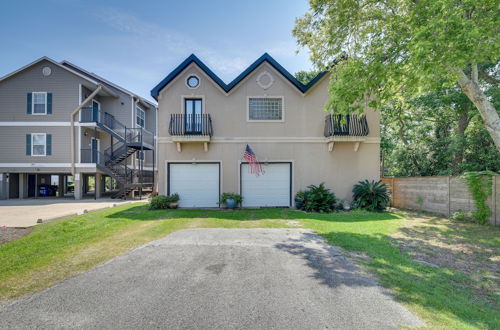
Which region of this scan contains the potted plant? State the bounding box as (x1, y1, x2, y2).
(167, 193, 180, 209)
(294, 190, 306, 210)
(220, 193, 243, 209)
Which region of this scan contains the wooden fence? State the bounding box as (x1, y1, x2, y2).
(381, 176, 500, 226)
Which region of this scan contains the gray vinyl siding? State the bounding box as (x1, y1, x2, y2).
(0, 126, 71, 163)
(0, 60, 86, 121)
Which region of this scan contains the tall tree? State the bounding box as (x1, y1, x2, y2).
(293, 0, 500, 150)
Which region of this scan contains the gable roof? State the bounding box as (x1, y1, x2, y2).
(0, 56, 118, 97)
(150, 53, 328, 100)
(61, 60, 156, 109)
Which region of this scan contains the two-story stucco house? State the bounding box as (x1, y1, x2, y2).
(151, 53, 380, 208)
(0, 57, 156, 200)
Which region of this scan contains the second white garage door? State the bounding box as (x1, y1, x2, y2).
(241, 163, 291, 207)
(168, 163, 220, 208)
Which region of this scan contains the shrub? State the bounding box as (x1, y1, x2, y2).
(151, 192, 159, 197)
(220, 193, 243, 205)
(352, 180, 390, 212)
(149, 195, 169, 210)
(302, 183, 336, 212)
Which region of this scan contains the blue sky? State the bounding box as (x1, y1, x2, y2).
(0, 0, 313, 101)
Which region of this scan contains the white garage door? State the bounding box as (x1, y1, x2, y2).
(169, 163, 220, 207)
(241, 163, 291, 207)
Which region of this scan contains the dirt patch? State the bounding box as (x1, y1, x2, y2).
(390, 209, 500, 305)
(0, 227, 32, 245)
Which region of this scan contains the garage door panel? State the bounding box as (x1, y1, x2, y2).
(241, 163, 291, 207)
(169, 163, 219, 208)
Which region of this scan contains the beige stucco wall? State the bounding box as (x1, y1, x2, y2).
(156, 61, 381, 201)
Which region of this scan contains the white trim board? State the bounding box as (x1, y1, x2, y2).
(0, 163, 96, 168)
(0, 122, 92, 127)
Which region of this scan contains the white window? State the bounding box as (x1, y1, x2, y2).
(248, 97, 283, 121)
(136, 107, 145, 128)
(32, 133, 46, 156)
(33, 92, 47, 114)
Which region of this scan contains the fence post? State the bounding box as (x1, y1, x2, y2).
(493, 175, 497, 226)
(447, 176, 451, 217)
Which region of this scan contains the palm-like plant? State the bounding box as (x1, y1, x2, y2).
(352, 180, 390, 212)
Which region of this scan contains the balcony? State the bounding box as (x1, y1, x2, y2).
(169, 114, 213, 152)
(324, 114, 369, 152)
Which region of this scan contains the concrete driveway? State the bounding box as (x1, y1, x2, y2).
(0, 198, 133, 227)
(0, 228, 421, 329)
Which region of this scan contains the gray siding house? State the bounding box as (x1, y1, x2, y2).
(0, 57, 157, 200)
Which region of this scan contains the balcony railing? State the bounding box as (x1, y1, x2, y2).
(324, 114, 369, 137)
(169, 114, 213, 136)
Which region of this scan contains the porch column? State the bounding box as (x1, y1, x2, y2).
(74, 173, 82, 200)
(0, 173, 6, 200)
(95, 173, 102, 199)
(58, 175, 64, 197)
(19, 173, 25, 199)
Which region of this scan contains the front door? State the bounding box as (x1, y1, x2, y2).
(184, 99, 202, 134)
(91, 138, 100, 163)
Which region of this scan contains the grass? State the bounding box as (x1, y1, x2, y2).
(0, 203, 498, 329)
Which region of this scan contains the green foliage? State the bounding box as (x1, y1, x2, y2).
(294, 190, 306, 209)
(352, 180, 390, 212)
(294, 70, 320, 85)
(461, 171, 496, 224)
(293, 0, 500, 147)
(149, 195, 169, 210)
(382, 83, 500, 177)
(149, 194, 180, 209)
(166, 193, 180, 203)
(220, 193, 243, 205)
(301, 183, 337, 212)
(450, 210, 474, 222)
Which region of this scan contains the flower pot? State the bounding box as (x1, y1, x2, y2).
(225, 198, 237, 209)
(168, 202, 178, 209)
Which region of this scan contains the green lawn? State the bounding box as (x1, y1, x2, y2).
(0, 203, 498, 329)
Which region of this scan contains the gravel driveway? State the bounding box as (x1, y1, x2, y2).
(0, 228, 421, 329)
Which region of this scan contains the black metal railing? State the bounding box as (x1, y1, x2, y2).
(324, 114, 369, 137)
(169, 114, 213, 136)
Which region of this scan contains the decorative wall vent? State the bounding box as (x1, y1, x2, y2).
(42, 66, 52, 76)
(256, 71, 274, 89)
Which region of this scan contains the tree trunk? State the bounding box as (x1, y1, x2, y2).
(455, 68, 500, 151)
(451, 110, 471, 175)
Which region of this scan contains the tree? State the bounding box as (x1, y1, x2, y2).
(382, 83, 500, 176)
(295, 70, 320, 85)
(293, 0, 500, 150)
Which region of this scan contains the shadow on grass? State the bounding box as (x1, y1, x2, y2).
(106, 205, 400, 222)
(316, 231, 499, 329)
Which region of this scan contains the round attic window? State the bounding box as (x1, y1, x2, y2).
(187, 75, 200, 88)
(256, 71, 274, 89)
(42, 66, 52, 76)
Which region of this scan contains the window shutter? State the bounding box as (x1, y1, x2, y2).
(46, 134, 52, 155)
(47, 93, 52, 114)
(26, 134, 31, 155)
(27, 93, 32, 114)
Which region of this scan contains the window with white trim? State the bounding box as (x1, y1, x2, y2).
(248, 98, 283, 121)
(33, 92, 47, 114)
(32, 133, 46, 156)
(136, 107, 145, 127)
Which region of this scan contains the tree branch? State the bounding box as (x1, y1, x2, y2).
(479, 70, 500, 84)
(471, 63, 479, 84)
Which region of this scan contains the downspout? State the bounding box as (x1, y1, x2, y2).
(70, 85, 103, 175)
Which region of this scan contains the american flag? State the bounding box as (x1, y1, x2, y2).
(243, 144, 264, 176)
